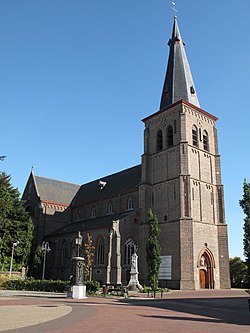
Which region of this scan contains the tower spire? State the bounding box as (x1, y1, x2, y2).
(160, 16, 200, 109)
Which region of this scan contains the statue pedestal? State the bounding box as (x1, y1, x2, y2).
(70, 256, 87, 299)
(72, 285, 87, 299)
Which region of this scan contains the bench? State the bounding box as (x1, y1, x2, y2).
(103, 285, 128, 296)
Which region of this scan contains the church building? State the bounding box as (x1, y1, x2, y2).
(22, 16, 231, 290)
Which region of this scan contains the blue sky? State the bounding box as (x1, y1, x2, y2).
(0, 1, 249, 259)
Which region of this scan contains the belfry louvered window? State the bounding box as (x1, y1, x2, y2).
(167, 125, 174, 147)
(192, 125, 198, 147)
(203, 130, 209, 151)
(156, 130, 163, 151)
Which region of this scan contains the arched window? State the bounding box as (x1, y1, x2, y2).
(192, 125, 198, 147)
(127, 197, 133, 210)
(124, 237, 136, 266)
(96, 237, 105, 265)
(167, 125, 174, 147)
(203, 130, 209, 151)
(76, 209, 81, 221)
(91, 206, 96, 218)
(156, 129, 163, 151)
(107, 202, 113, 215)
(61, 240, 68, 266)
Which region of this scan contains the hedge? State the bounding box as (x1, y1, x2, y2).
(3, 279, 68, 292)
(3, 279, 100, 294)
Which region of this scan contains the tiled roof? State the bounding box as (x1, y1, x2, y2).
(72, 165, 141, 207)
(48, 211, 134, 237)
(34, 176, 80, 205)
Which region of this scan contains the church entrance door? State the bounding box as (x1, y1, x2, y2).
(199, 269, 206, 289)
(198, 249, 215, 289)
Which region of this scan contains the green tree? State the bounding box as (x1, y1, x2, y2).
(84, 233, 95, 281)
(239, 179, 250, 288)
(146, 208, 161, 296)
(0, 172, 33, 272)
(229, 257, 247, 288)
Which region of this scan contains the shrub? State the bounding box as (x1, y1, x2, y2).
(0, 274, 10, 290)
(85, 280, 100, 294)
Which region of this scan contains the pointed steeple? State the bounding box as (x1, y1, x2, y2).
(160, 16, 200, 109)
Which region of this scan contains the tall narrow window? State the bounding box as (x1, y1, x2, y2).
(91, 206, 96, 218)
(167, 125, 174, 147)
(76, 209, 81, 221)
(96, 237, 105, 265)
(127, 197, 133, 210)
(203, 130, 209, 151)
(124, 238, 136, 266)
(192, 125, 198, 147)
(61, 240, 68, 266)
(107, 202, 113, 215)
(156, 130, 163, 151)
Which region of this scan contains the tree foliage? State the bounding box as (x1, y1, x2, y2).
(0, 172, 33, 271)
(146, 208, 161, 293)
(229, 257, 247, 288)
(239, 179, 250, 287)
(84, 233, 95, 280)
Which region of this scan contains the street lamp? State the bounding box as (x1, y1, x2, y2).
(75, 231, 83, 257)
(70, 231, 86, 299)
(41, 241, 51, 280)
(9, 241, 19, 278)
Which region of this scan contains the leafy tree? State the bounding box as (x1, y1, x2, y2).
(84, 233, 95, 281)
(29, 246, 44, 279)
(239, 179, 250, 288)
(229, 257, 247, 288)
(0, 172, 33, 271)
(146, 208, 161, 296)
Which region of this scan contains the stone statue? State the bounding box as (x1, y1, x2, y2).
(128, 252, 143, 291)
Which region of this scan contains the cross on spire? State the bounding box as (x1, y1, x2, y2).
(171, 2, 177, 17)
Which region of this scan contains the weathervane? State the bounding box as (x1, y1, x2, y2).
(171, 1, 177, 17)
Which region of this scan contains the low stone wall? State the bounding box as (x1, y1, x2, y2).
(0, 267, 26, 279)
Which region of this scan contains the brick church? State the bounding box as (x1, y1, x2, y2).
(22, 16, 230, 290)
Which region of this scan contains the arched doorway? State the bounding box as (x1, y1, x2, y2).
(198, 249, 215, 289)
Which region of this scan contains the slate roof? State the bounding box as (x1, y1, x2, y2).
(72, 164, 141, 207)
(48, 211, 133, 237)
(160, 16, 200, 109)
(34, 176, 80, 205)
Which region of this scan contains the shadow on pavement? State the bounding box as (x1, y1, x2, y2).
(121, 296, 250, 326)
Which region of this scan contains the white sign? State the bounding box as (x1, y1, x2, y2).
(159, 255, 172, 280)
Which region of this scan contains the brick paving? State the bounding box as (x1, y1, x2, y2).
(0, 289, 249, 333)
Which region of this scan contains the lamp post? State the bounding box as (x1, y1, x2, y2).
(70, 231, 86, 299)
(41, 241, 51, 280)
(75, 231, 83, 257)
(9, 241, 19, 278)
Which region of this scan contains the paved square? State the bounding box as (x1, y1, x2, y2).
(0, 289, 249, 332)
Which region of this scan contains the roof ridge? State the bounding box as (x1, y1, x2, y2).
(79, 164, 141, 187)
(35, 175, 80, 187)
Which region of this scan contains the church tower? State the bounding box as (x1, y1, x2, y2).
(139, 17, 230, 290)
